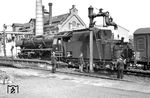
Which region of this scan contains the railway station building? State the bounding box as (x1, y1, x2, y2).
(12, 4, 87, 40)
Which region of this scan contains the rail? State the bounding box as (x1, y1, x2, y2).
(0, 57, 149, 77)
(0, 57, 52, 71)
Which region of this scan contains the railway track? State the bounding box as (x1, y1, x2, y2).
(0, 57, 52, 70)
(0, 57, 150, 79)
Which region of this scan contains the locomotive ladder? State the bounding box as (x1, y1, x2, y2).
(93, 31, 102, 60)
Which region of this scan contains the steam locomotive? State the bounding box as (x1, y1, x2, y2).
(16, 28, 133, 70)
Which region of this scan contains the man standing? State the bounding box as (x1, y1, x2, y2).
(51, 52, 57, 73)
(11, 46, 14, 58)
(116, 57, 125, 79)
(79, 53, 84, 72)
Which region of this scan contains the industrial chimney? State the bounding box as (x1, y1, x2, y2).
(48, 3, 52, 25)
(35, 0, 44, 36)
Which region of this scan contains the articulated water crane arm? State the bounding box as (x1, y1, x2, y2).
(88, 6, 118, 29)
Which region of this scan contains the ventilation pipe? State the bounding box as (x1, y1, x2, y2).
(48, 3, 52, 25)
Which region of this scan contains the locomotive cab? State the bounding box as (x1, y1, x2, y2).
(52, 37, 64, 58)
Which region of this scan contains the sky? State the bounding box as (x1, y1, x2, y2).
(0, 0, 150, 34)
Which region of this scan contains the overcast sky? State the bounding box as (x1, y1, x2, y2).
(0, 0, 150, 34)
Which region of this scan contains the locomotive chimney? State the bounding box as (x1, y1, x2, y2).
(35, 0, 44, 36)
(48, 3, 52, 25)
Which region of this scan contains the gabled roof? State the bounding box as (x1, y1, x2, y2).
(12, 23, 30, 28)
(12, 23, 24, 27)
(44, 13, 70, 26)
(134, 28, 150, 34)
(29, 18, 36, 23)
(12, 13, 70, 29)
(23, 23, 30, 28)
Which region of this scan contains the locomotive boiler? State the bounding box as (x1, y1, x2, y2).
(16, 35, 55, 59)
(16, 35, 54, 49)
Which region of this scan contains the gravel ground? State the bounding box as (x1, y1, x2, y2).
(0, 66, 150, 98)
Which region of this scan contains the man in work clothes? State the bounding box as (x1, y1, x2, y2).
(116, 57, 125, 79)
(11, 46, 14, 58)
(51, 52, 57, 73)
(79, 53, 84, 72)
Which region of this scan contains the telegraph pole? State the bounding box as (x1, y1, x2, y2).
(3, 24, 7, 57)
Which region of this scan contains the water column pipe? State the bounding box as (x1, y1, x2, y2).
(88, 6, 94, 72)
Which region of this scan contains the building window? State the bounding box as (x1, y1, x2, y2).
(72, 21, 76, 27)
(69, 23, 72, 29)
(32, 22, 34, 28)
(77, 23, 80, 27)
(137, 38, 145, 51)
